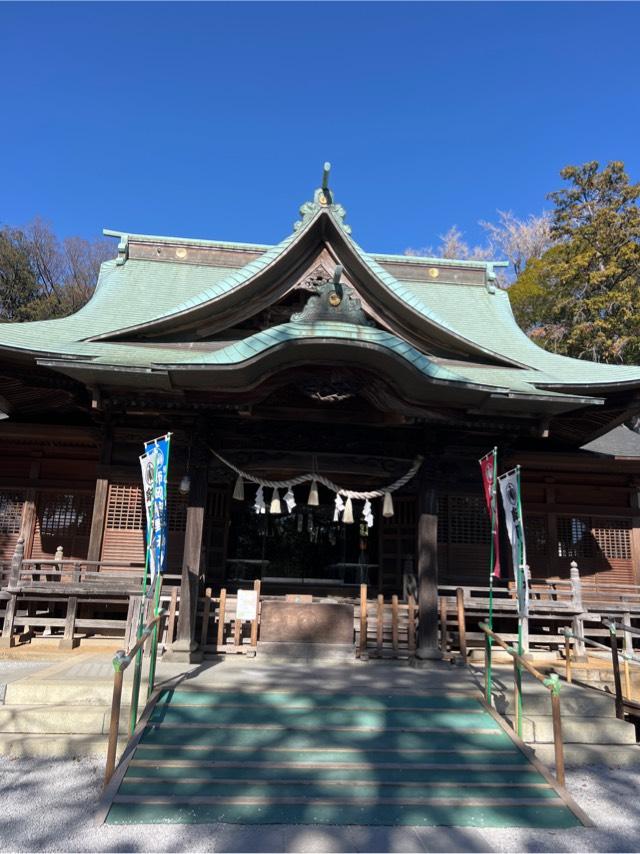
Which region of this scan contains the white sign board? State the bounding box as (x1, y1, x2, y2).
(236, 588, 258, 622)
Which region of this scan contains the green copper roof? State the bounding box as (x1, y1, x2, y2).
(1, 188, 640, 408)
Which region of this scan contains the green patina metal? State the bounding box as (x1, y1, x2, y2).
(1, 173, 640, 409)
(543, 673, 562, 697)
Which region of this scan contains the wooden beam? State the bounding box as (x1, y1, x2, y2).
(20, 488, 37, 559)
(415, 461, 441, 660)
(170, 427, 207, 662)
(88, 429, 112, 562)
(87, 478, 109, 562)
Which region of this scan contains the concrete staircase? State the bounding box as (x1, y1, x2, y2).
(0, 652, 141, 758)
(102, 687, 585, 827)
(488, 667, 640, 767)
(1, 654, 638, 771)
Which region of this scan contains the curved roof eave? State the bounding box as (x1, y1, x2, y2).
(36, 322, 604, 412)
(87, 215, 319, 343)
(88, 209, 528, 369)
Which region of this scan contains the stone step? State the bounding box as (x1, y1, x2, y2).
(520, 714, 637, 744)
(155, 688, 482, 709)
(534, 742, 640, 768)
(128, 758, 537, 779)
(0, 732, 111, 758)
(0, 704, 128, 735)
(106, 799, 581, 829)
(493, 683, 618, 717)
(118, 778, 560, 800)
(257, 642, 355, 663)
(4, 679, 143, 706)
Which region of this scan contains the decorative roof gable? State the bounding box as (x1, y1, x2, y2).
(0, 163, 639, 444)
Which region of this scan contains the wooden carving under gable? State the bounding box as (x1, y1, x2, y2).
(290, 267, 372, 326)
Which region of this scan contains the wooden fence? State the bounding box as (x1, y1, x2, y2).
(154, 583, 419, 659)
(3, 533, 640, 659)
(156, 580, 263, 655)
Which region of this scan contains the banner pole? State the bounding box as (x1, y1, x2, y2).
(486, 447, 498, 704)
(130, 449, 156, 736)
(515, 465, 524, 738)
(148, 434, 171, 699)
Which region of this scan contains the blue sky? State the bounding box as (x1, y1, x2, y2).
(1, 2, 639, 256)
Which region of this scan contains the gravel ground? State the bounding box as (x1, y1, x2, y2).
(1, 757, 639, 853)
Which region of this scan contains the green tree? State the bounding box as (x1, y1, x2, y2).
(0, 218, 114, 321)
(509, 161, 640, 363)
(0, 227, 40, 320)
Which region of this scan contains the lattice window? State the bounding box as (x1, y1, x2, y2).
(106, 482, 187, 532)
(593, 517, 632, 561)
(166, 484, 188, 531)
(106, 484, 143, 531)
(448, 495, 490, 544)
(557, 516, 594, 559)
(0, 491, 24, 535)
(525, 515, 548, 553)
(437, 495, 449, 544)
(209, 487, 228, 521)
(381, 496, 417, 528)
(38, 493, 92, 536)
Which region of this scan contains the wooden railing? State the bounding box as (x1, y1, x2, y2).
(479, 621, 565, 786)
(443, 566, 640, 658)
(605, 620, 640, 719)
(561, 622, 640, 721)
(103, 607, 167, 786)
(357, 585, 418, 659)
(13, 559, 144, 590)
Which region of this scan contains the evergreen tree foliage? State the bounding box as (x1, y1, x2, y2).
(509, 161, 640, 363)
(0, 227, 40, 320)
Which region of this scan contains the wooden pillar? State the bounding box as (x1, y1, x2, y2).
(0, 538, 25, 647)
(630, 484, 640, 584)
(415, 462, 442, 660)
(544, 482, 557, 579)
(20, 489, 36, 559)
(171, 431, 207, 662)
(87, 428, 112, 562)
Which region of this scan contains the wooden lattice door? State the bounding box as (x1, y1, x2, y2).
(0, 490, 26, 561)
(379, 496, 417, 593)
(204, 486, 229, 585)
(31, 491, 93, 560)
(100, 481, 187, 572)
(553, 515, 635, 587)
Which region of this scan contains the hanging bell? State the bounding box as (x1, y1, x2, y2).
(232, 474, 244, 501)
(343, 496, 354, 524)
(307, 479, 319, 506)
(382, 491, 394, 517)
(270, 487, 282, 515)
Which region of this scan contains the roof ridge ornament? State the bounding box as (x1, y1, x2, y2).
(294, 162, 352, 234)
(290, 263, 372, 326)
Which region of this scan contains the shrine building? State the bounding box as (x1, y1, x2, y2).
(1, 167, 640, 658)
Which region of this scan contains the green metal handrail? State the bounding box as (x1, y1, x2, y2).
(103, 608, 167, 786)
(479, 621, 565, 786)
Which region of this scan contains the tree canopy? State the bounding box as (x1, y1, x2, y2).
(0, 219, 114, 322)
(509, 161, 640, 363)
